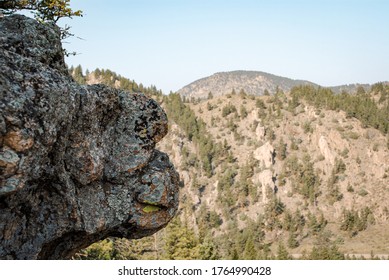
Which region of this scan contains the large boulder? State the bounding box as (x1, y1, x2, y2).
(0, 15, 179, 259)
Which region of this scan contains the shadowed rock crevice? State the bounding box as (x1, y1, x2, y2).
(0, 15, 179, 259)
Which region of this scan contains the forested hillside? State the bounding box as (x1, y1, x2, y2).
(70, 67, 389, 260)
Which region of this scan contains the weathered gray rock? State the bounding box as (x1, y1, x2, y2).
(0, 15, 179, 259)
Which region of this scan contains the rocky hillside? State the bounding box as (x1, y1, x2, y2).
(158, 86, 389, 259)
(178, 71, 316, 99)
(178, 70, 372, 100)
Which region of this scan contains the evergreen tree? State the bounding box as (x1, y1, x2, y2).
(356, 86, 366, 95)
(309, 231, 344, 260)
(198, 235, 220, 260)
(297, 155, 320, 204)
(239, 89, 247, 97)
(287, 232, 299, 249)
(162, 217, 199, 260)
(243, 236, 257, 260)
(240, 105, 248, 118)
(276, 242, 291, 260)
(72, 64, 86, 84)
(276, 138, 287, 160)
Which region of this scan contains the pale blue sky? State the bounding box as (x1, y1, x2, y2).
(62, 0, 389, 93)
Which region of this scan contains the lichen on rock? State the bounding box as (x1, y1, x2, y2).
(0, 15, 179, 259)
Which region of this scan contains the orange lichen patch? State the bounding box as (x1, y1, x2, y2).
(127, 167, 137, 173)
(127, 161, 147, 173)
(83, 154, 103, 182)
(4, 130, 34, 152)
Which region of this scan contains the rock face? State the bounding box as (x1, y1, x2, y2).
(318, 135, 335, 165)
(254, 142, 275, 168)
(0, 15, 179, 259)
(253, 169, 275, 204)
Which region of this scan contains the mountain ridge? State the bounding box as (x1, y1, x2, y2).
(178, 70, 373, 99)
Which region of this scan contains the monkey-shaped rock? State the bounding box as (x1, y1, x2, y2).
(0, 15, 179, 259)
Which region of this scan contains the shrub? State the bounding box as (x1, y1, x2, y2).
(221, 104, 237, 117)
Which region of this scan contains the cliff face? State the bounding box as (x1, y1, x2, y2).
(0, 15, 179, 259)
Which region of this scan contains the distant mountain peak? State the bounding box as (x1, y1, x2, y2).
(178, 70, 374, 99)
(178, 70, 316, 99)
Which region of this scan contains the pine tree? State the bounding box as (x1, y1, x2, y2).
(198, 235, 220, 260)
(162, 218, 199, 260)
(298, 155, 320, 204)
(277, 242, 291, 259)
(309, 231, 344, 260)
(287, 232, 299, 249)
(72, 64, 86, 84)
(240, 105, 248, 118)
(276, 138, 287, 160)
(243, 236, 257, 260)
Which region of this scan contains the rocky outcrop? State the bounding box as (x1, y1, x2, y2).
(255, 125, 266, 141)
(0, 15, 179, 259)
(254, 142, 275, 168)
(253, 169, 275, 204)
(318, 135, 335, 165)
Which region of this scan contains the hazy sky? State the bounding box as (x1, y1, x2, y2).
(62, 0, 389, 93)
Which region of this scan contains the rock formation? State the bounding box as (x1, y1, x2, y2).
(318, 135, 335, 165)
(0, 15, 179, 259)
(254, 142, 275, 168)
